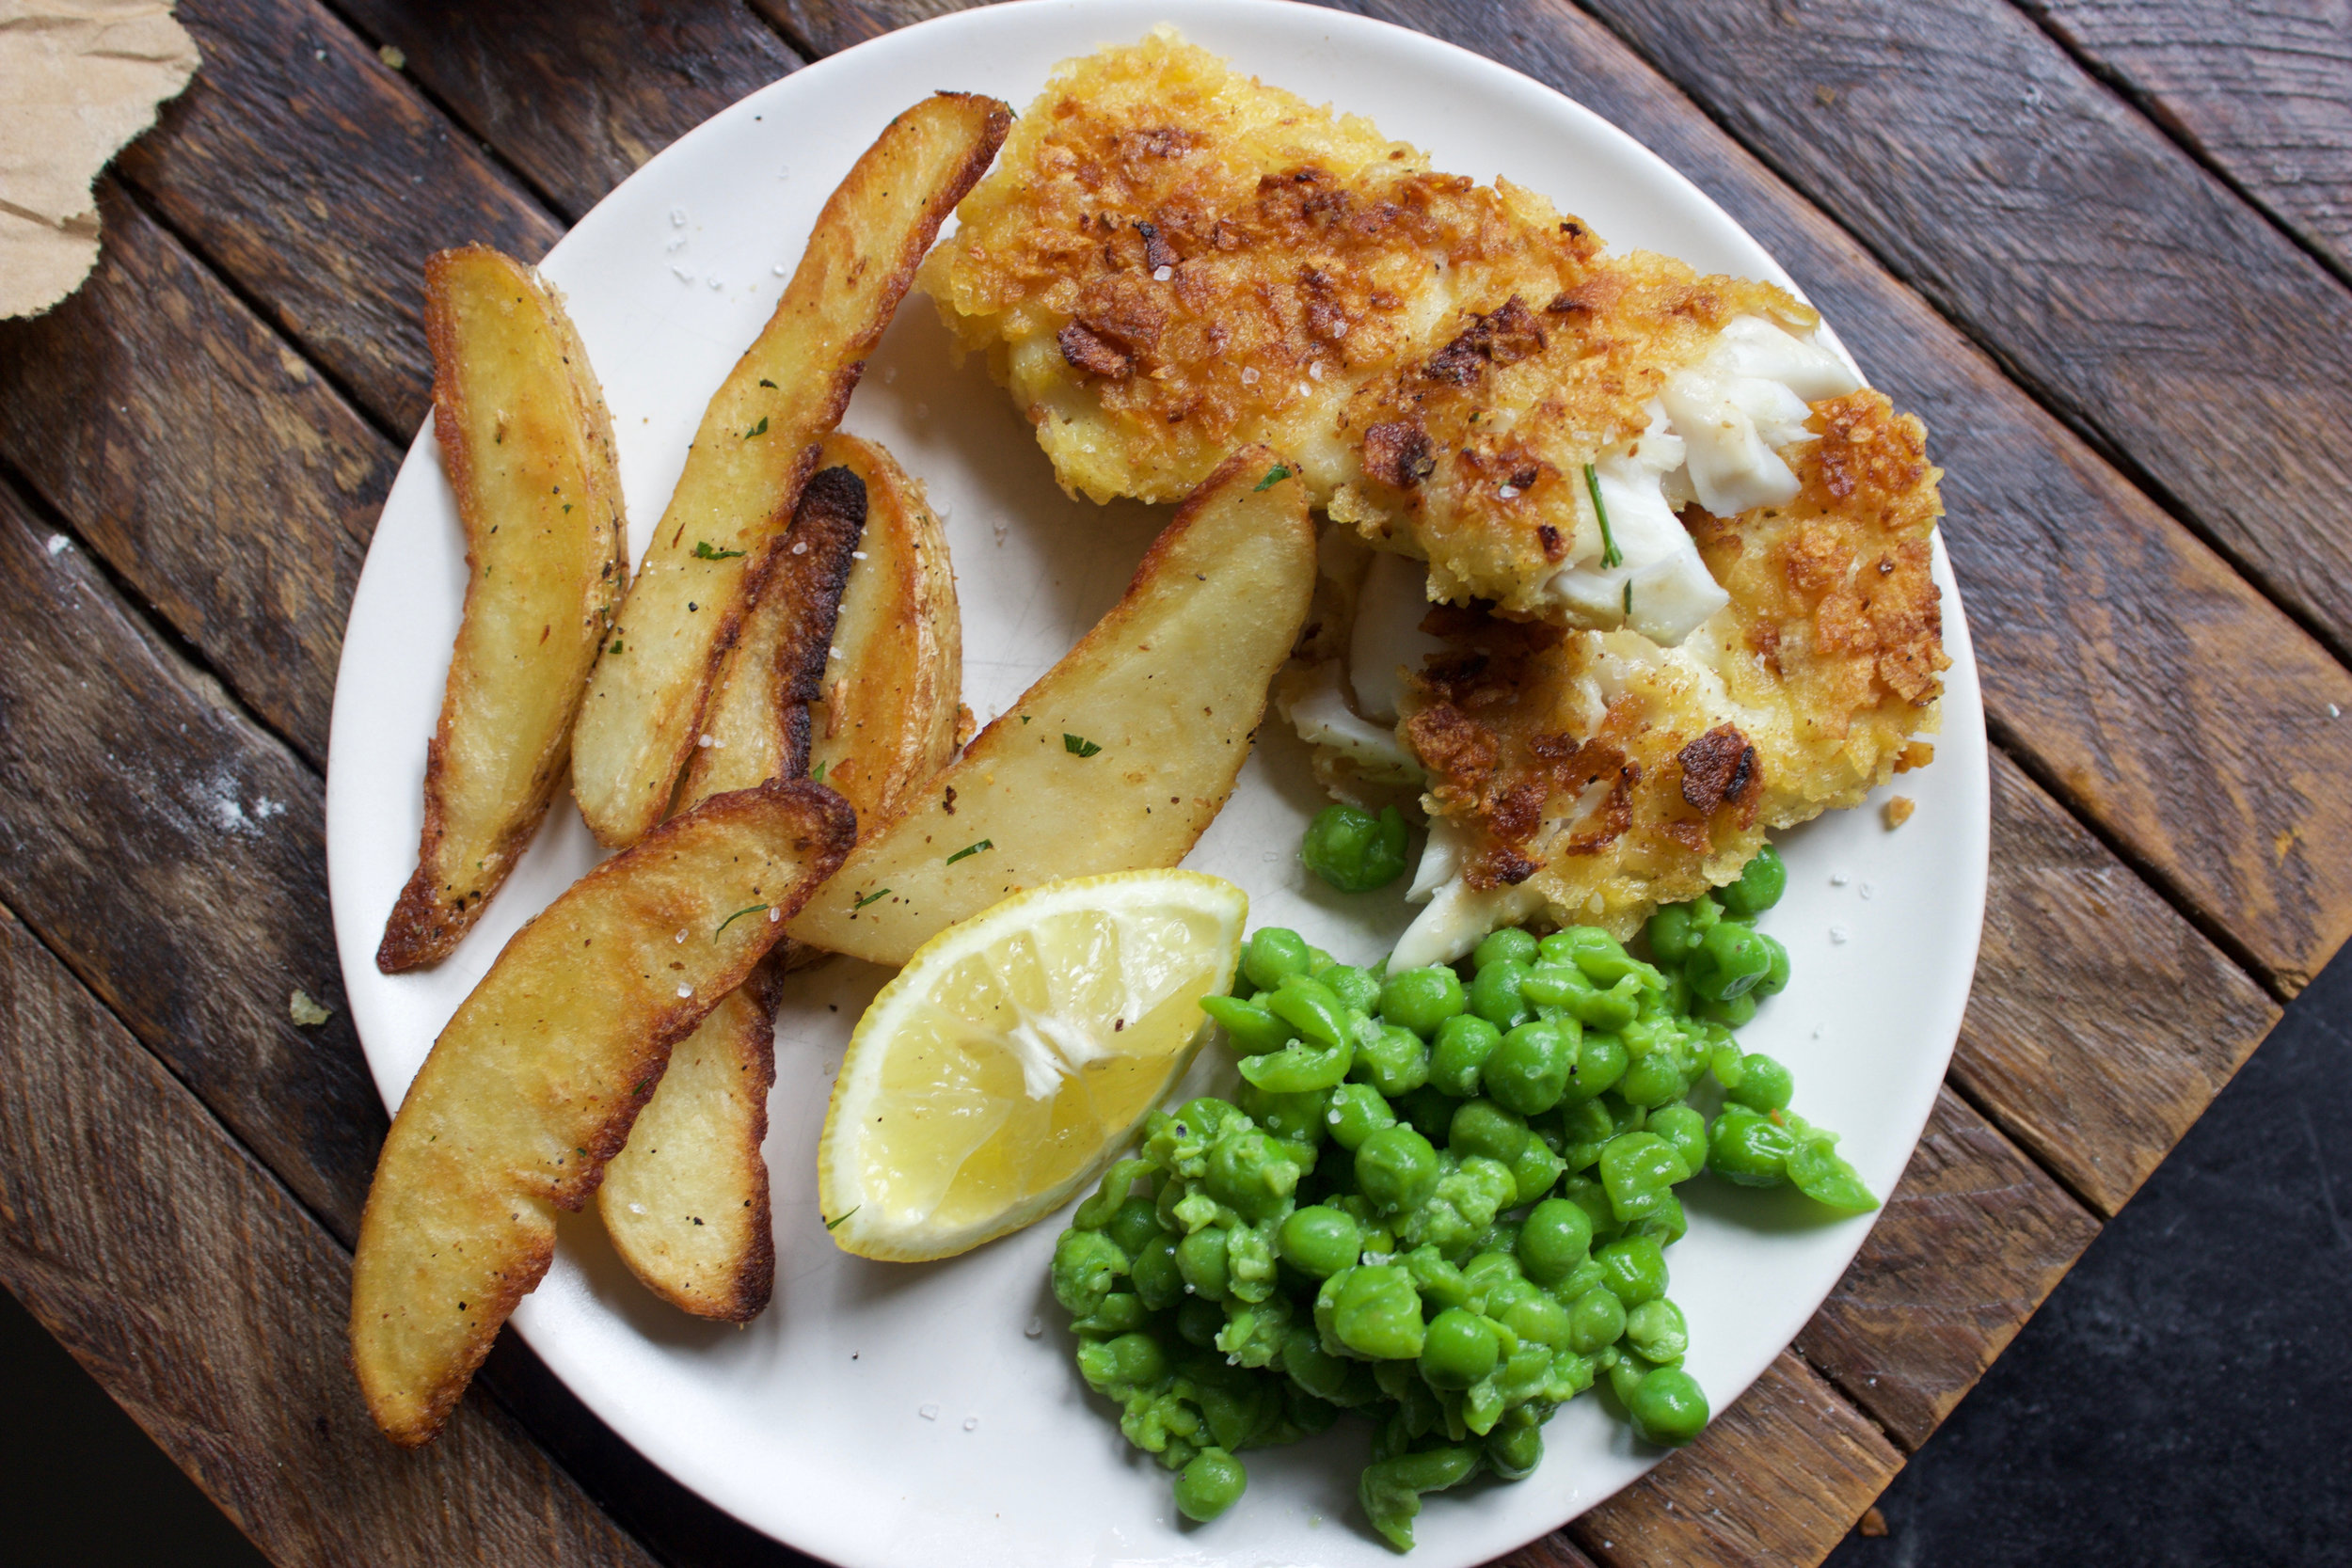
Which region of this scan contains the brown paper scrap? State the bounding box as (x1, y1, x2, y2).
(1, 2, 201, 319)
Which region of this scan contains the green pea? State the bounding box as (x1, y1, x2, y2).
(1728, 1052, 1794, 1112)
(1473, 927, 1539, 969)
(1500, 1287, 1572, 1351)
(1322, 962, 1383, 1014)
(1265, 974, 1350, 1046)
(1131, 1232, 1184, 1309)
(1567, 1285, 1626, 1354)
(1689, 919, 1772, 1002)
(1300, 802, 1409, 893)
(1350, 1020, 1431, 1098)
(1402, 1245, 1473, 1312)
(1354, 1125, 1441, 1212)
(1331, 1264, 1425, 1359)
(1174, 1445, 1248, 1521)
(1540, 927, 1664, 990)
(1236, 1033, 1353, 1093)
(1644, 895, 1719, 965)
(1241, 927, 1311, 992)
(1557, 1096, 1614, 1172)
(1325, 1082, 1396, 1150)
(1485, 1018, 1579, 1116)
(1279, 1205, 1363, 1278)
(1625, 1298, 1690, 1364)
(1051, 1228, 1126, 1318)
(1176, 1227, 1232, 1301)
(1559, 1031, 1628, 1107)
(1072, 1290, 1148, 1336)
(1556, 1173, 1619, 1243)
(1418, 1307, 1501, 1389)
(1469, 958, 1535, 1030)
(1516, 1197, 1594, 1285)
(1645, 1104, 1708, 1177)
(1599, 1132, 1692, 1225)
(1359, 1444, 1481, 1552)
(1177, 1294, 1225, 1348)
(1695, 989, 1757, 1027)
(1717, 841, 1786, 917)
(1613, 1046, 1686, 1108)
(1628, 1367, 1709, 1446)
(1393, 1084, 1459, 1142)
(1198, 992, 1296, 1056)
(1708, 1103, 1795, 1186)
(1106, 1329, 1170, 1386)
(1624, 1192, 1688, 1246)
(1430, 1013, 1502, 1097)
(1597, 1234, 1668, 1307)
(1280, 1325, 1358, 1402)
(1485, 1416, 1544, 1481)
(1460, 1247, 1522, 1296)
(1379, 965, 1468, 1037)
(1204, 1128, 1300, 1222)
(1788, 1139, 1879, 1212)
(1750, 932, 1791, 998)
(1447, 1099, 1530, 1165)
(1508, 1136, 1566, 1208)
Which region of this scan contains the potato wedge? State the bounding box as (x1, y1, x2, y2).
(787, 446, 1312, 967)
(671, 465, 867, 811)
(594, 971, 780, 1320)
(804, 433, 964, 829)
(377, 246, 626, 972)
(571, 92, 1010, 848)
(350, 779, 855, 1446)
(602, 437, 968, 1319)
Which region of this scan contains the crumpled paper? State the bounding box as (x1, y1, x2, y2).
(0, 1, 199, 319)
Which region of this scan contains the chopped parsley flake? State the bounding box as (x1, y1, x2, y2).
(1063, 734, 1103, 758)
(743, 416, 770, 438)
(945, 839, 994, 865)
(758, 378, 777, 388)
(694, 540, 747, 561)
(1253, 464, 1292, 492)
(853, 887, 891, 910)
(1583, 464, 1622, 569)
(810, 759, 828, 783)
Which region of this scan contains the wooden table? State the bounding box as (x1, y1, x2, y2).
(0, 0, 2343, 1562)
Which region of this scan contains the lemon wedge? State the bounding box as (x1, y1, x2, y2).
(818, 870, 1248, 1260)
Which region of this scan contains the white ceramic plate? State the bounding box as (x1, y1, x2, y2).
(326, 3, 1989, 1562)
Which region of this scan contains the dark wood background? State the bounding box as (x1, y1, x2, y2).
(0, 1, 2345, 1564)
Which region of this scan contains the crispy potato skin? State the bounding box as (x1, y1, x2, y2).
(349, 779, 854, 1446)
(787, 445, 1312, 967)
(805, 433, 964, 832)
(571, 93, 1010, 849)
(596, 965, 780, 1321)
(673, 465, 867, 812)
(604, 438, 967, 1319)
(377, 247, 627, 972)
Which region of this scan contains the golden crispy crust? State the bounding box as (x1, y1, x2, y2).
(1399, 388, 1947, 937)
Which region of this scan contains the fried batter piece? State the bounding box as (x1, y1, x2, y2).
(1380, 391, 1947, 961)
(922, 29, 1852, 634)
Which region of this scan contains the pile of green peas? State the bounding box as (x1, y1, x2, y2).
(1046, 842, 1876, 1549)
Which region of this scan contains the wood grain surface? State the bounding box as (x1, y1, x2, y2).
(0, 909, 660, 1568)
(1577, 0, 2352, 673)
(335, 0, 803, 221)
(119, 0, 560, 430)
(2021, 0, 2352, 280)
(0, 184, 387, 766)
(0, 477, 382, 1242)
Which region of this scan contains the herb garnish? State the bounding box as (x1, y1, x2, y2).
(1583, 464, 1622, 569)
(1063, 734, 1103, 757)
(758, 378, 777, 388)
(743, 415, 770, 439)
(824, 1206, 860, 1230)
(1253, 464, 1292, 492)
(608, 638, 624, 655)
(810, 759, 828, 784)
(715, 903, 770, 937)
(853, 887, 891, 909)
(1623, 581, 1634, 615)
(946, 839, 994, 865)
(694, 540, 747, 560)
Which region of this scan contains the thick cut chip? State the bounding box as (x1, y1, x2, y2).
(572, 91, 1010, 847)
(349, 779, 855, 1446)
(377, 246, 627, 972)
(671, 465, 867, 812)
(820, 871, 1248, 1260)
(596, 971, 780, 1321)
(803, 433, 964, 831)
(787, 446, 1312, 966)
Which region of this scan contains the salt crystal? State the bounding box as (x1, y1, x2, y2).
(1830, 871, 1851, 887)
(918, 1404, 939, 1421)
(1241, 367, 1260, 385)
(672, 266, 695, 284)
(1153, 265, 1173, 282)
(1498, 484, 1520, 499)
(772, 263, 787, 277)
(1296, 383, 1311, 397)
(670, 207, 688, 228)
(791, 540, 808, 555)
(696, 735, 714, 749)
(675, 928, 688, 942)
(769, 907, 781, 923)
(1859, 882, 1875, 900)
(2331, 705, 2343, 719)
(708, 277, 723, 291)
(1829, 926, 1850, 945)
(992, 518, 1009, 546)
(676, 983, 694, 998)
(665, 235, 687, 253)
(43, 534, 67, 556)
(1025, 1316, 1043, 1338)
(851, 550, 869, 560)
(962, 1417, 978, 1432)
(1309, 360, 1325, 380)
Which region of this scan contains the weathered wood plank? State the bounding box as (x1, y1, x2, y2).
(1956, 751, 2282, 1212)
(1574, 0, 2352, 669)
(1568, 1353, 1903, 1568)
(0, 475, 380, 1242)
(337, 0, 803, 222)
(753, 0, 969, 58)
(1793, 1087, 2099, 1448)
(0, 907, 659, 1568)
(1489, 1527, 1606, 1568)
(0, 182, 387, 767)
(771, 0, 2352, 997)
(117, 0, 561, 431)
(2020, 0, 2352, 282)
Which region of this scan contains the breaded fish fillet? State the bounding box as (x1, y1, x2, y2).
(922, 28, 1864, 642)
